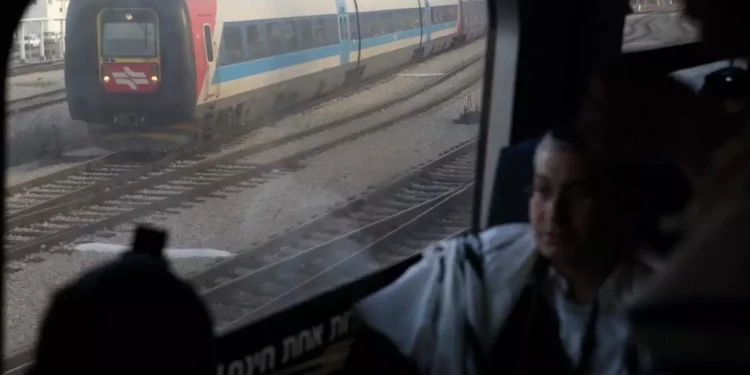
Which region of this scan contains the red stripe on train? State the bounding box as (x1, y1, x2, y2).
(185, 0, 218, 98)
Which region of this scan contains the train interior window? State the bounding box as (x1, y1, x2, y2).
(266, 22, 282, 55)
(5, 0, 491, 371)
(203, 24, 214, 62)
(338, 18, 348, 40)
(380, 12, 395, 34)
(325, 17, 339, 44)
(422, 8, 431, 25)
(216, 16, 343, 64)
(409, 9, 421, 28)
(359, 13, 374, 38)
(348, 14, 359, 41)
(431, 5, 458, 24)
(314, 18, 338, 47)
(101, 13, 157, 58)
(355, 9, 425, 40)
(394, 11, 407, 31)
(284, 21, 299, 52)
(220, 26, 243, 66)
(246, 24, 266, 60)
(298, 19, 314, 49)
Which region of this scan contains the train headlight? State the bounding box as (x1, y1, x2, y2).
(151, 75, 158, 82)
(103, 75, 111, 83)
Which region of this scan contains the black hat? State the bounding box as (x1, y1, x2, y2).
(28, 227, 215, 375)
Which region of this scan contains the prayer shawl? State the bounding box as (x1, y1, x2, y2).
(355, 224, 656, 375)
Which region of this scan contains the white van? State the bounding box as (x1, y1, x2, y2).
(24, 34, 41, 48)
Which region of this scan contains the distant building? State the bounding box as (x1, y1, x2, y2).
(17, 0, 69, 36)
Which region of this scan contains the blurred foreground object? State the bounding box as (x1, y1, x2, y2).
(625, 0, 750, 371)
(28, 226, 216, 375)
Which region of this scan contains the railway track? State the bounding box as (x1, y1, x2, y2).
(6, 152, 171, 221)
(3, 62, 482, 375)
(0, 143, 476, 375)
(6, 89, 67, 115)
(8, 60, 64, 78)
(3, 56, 483, 262)
(5, 48, 483, 228)
(184, 141, 475, 329)
(229, 182, 473, 331)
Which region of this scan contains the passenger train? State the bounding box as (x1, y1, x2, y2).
(64, 0, 488, 151)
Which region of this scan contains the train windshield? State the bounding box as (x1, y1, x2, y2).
(100, 10, 157, 57)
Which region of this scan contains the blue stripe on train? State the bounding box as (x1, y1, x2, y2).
(213, 21, 457, 84)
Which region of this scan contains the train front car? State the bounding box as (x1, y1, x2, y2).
(65, 0, 199, 152)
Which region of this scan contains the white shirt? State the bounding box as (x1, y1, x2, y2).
(546, 264, 642, 375)
(356, 224, 655, 375)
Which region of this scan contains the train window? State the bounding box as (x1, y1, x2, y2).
(372, 12, 383, 35)
(349, 14, 359, 41)
(315, 28, 327, 47)
(399, 11, 410, 31)
(246, 24, 266, 59)
(370, 14, 382, 37)
(339, 18, 348, 40)
(410, 9, 421, 29)
(298, 19, 314, 49)
(4, 0, 489, 359)
(391, 11, 403, 32)
(314, 18, 330, 47)
(423, 8, 431, 25)
(266, 22, 282, 55)
(325, 16, 339, 44)
(101, 19, 157, 57)
(203, 24, 214, 62)
(358, 13, 372, 38)
(284, 20, 299, 53)
(376, 13, 385, 36)
(380, 12, 395, 34)
(220, 26, 243, 66)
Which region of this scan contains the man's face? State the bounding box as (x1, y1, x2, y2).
(529, 141, 600, 263)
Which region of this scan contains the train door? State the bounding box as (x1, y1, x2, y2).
(202, 23, 220, 100)
(336, 0, 351, 65)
